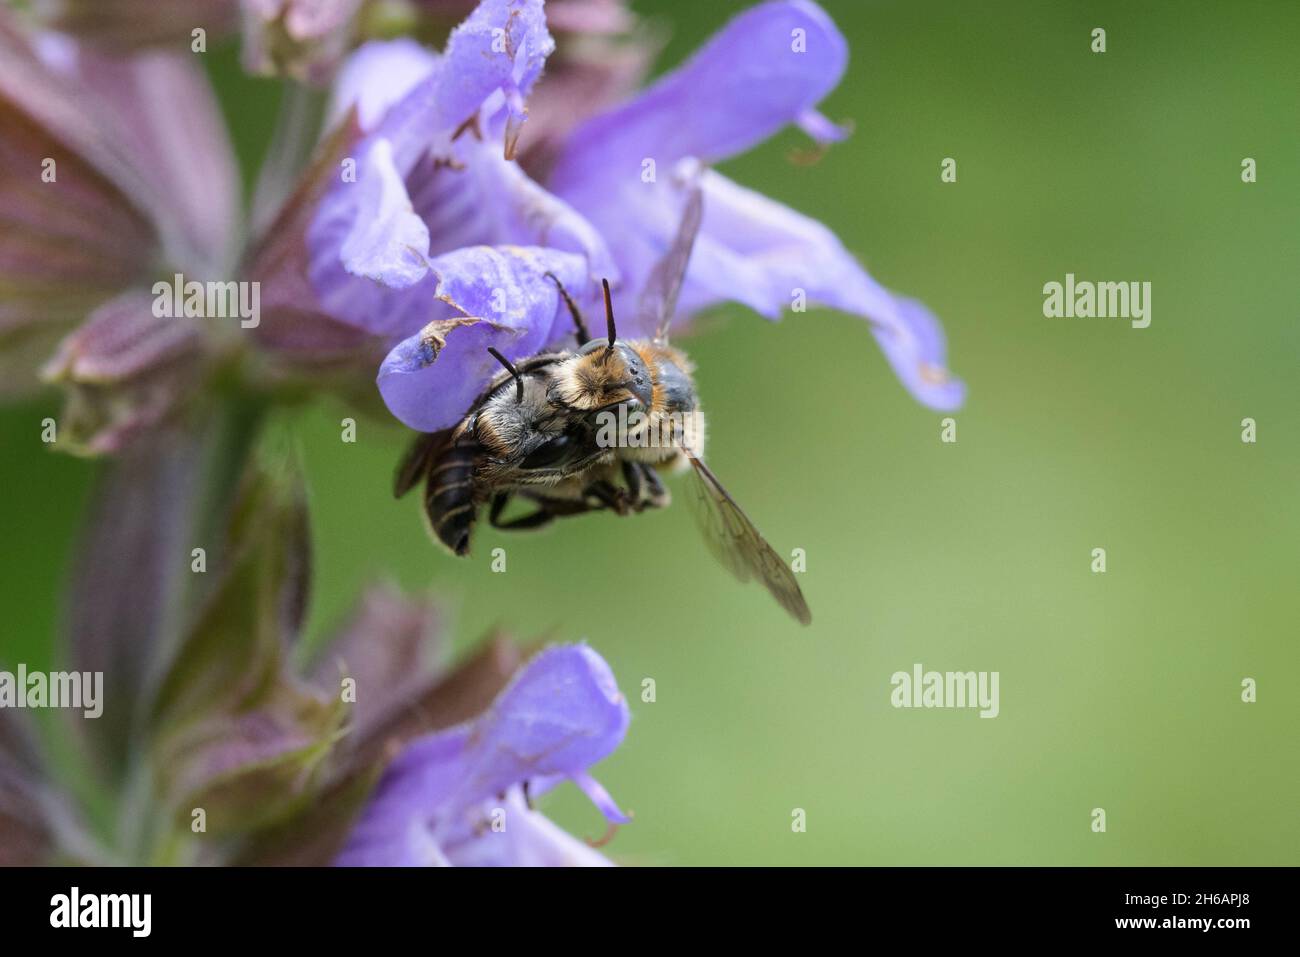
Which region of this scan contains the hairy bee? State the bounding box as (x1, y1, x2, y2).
(393, 344, 622, 557)
(544, 188, 810, 625)
(396, 184, 811, 625)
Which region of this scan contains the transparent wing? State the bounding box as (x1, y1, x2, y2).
(685, 453, 812, 625)
(637, 181, 704, 343)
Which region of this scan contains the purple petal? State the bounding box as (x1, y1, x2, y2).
(461, 644, 629, 791)
(337, 138, 431, 288)
(375, 245, 592, 431)
(416, 136, 615, 270)
(571, 771, 631, 825)
(308, 5, 585, 345)
(550, 0, 846, 191)
(327, 38, 439, 132)
(441, 790, 614, 866)
(336, 644, 630, 867)
(378, 0, 553, 168)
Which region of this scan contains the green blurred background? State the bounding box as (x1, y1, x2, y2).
(3, 0, 1298, 864)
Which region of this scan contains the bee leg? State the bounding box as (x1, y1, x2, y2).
(488, 492, 512, 526)
(637, 463, 670, 509)
(620, 460, 644, 506)
(583, 479, 632, 516)
(488, 492, 557, 531)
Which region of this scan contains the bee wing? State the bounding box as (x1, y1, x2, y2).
(685, 453, 812, 626)
(393, 429, 453, 498)
(638, 181, 704, 344)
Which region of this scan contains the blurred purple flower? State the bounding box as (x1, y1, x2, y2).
(241, 0, 365, 83)
(336, 644, 630, 866)
(0, 15, 238, 451)
(27, 0, 239, 52)
(303, 0, 963, 434)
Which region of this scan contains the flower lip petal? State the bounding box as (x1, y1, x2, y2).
(335, 643, 630, 867)
(572, 770, 632, 825)
(373, 245, 592, 431)
(459, 645, 630, 789)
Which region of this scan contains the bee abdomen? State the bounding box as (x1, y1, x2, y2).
(424, 436, 480, 556)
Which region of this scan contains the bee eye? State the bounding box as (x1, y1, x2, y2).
(520, 433, 573, 469)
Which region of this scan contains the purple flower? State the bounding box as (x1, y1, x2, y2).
(546, 0, 965, 409)
(336, 644, 631, 866)
(305, 0, 963, 434)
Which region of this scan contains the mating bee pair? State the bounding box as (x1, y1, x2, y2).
(395, 188, 811, 625)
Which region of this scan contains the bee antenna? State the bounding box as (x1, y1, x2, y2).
(487, 347, 524, 403)
(601, 278, 616, 357)
(546, 271, 590, 346)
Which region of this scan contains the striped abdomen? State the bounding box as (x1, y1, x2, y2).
(423, 432, 481, 556)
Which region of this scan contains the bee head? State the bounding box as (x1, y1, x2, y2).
(548, 341, 653, 414)
(548, 277, 653, 413)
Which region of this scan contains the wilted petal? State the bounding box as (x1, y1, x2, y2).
(30, 0, 238, 51)
(40, 290, 209, 455)
(549, 0, 847, 190)
(374, 245, 591, 431)
(241, 0, 365, 84)
(336, 644, 630, 866)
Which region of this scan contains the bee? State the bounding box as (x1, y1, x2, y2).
(392, 342, 623, 558)
(396, 184, 811, 625)
(544, 187, 811, 625)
